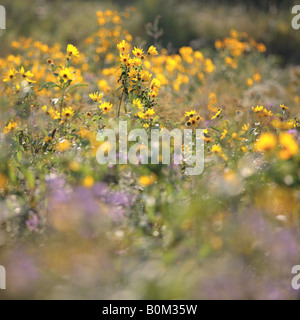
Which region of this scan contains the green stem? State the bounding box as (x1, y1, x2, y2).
(60, 87, 66, 117)
(27, 121, 34, 158)
(118, 90, 124, 118)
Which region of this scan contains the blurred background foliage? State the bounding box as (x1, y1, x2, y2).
(1, 0, 300, 65)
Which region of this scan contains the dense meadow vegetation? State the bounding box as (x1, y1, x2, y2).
(1, 1, 300, 299)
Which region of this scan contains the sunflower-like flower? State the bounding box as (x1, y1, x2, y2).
(132, 99, 143, 109)
(3, 68, 17, 82)
(211, 108, 222, 120)
(3, 121, 17, 134)
(117, 40, 129, 53)
(120, 54, 130, 64)
(255, 133, 277, 152)
(150, 78, 161, 91)
(185, 110, 197, 118)
(60, 67, 73, 82)
(132, 47, 145, 59)
(148, 45, 158, 56)
(138, 108, 155, 120)
(99, 102, 113, 114)
(141, 70, 152, 82)
(89, 92, 103, 102)
(19, 67, 36, 83)
(62, 107, 75, 118)
(67, 44, 80, 58)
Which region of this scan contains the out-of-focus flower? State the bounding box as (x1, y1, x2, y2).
(280, 104, 288, 111)
(255, 133, 277, 152)
(247, 78, 253, 86)
(117, 40, 129, 53)
(242, 123, 249, 131)
(83, 176, 95, 188)
(253, 73, 261, 82)
(3, 121, 17, 133)
(220, 129, 228, 140)
(148, 45, 158, 56)
(212, 144, 222, 153)
(3, 68, 17, 82)
(278, 132, 298, 160)
(58, 139, 70, 152)
(138, 173, 157, 186)
(26, 211, 39, 232)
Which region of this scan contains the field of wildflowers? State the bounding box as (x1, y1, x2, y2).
(1, 3, 300, 299)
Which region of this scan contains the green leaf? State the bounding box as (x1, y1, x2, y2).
(65, 83, 88, 94)
(8, 163, 17, 185)
(16, 151, 22, 162)
(209, 126, 221, 132)
(25, 169, 35, 190)
(153, 116, 159, 122)
(38, 82, 60, 91)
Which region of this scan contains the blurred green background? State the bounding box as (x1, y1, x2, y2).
(1, 0, 300, 65)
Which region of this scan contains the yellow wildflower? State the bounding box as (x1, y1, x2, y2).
(67, 44, 80, 58)
(132, 47, 145, 58)
(3, 68, 17, 82)
(211, 108, 222, 120)
(133, 58, 142, 66)
(120, 53, 130, 64)
(49, 108, 61, 120)
(220, 129, 228, 140)
(3, 121, 17, 134)
(242, 123, 250, 131)
(138, 173, 157, 186)
(253, 73, 261, 82)
(58, 139, 70, 152)
(141, 70, 152, 82)
(150, 78, 161, 92)
(19, 67, 35, 82)
(278, 133, 298, 160)
(211, 144, 222, 153)
(99, 102, 113, 114)
(147, 45, 158, 56)
(89, 92, 103, 102)
(117, 40, 128, 53)
(83, 176, 95, 188)
(138, 108, 155, 120)
(225, 57, 233, 66)
(185, 110, 197, 118)
(280, 104, 288, 111)
(62, 107, 75, 118)
(149, 91, 158, 99)
(257, 43, 266, 52)
(255, 133, 277, 152)
(247, 78, 253, 86)
(60, 67, 73, 82)
(186, 117, 198, 127)
(132, 99, 143, 109)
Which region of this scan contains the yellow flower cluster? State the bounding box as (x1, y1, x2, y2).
(252, 106, 273, 118)
(185, 110, 202, 127)
(255, 132, 299, 160)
